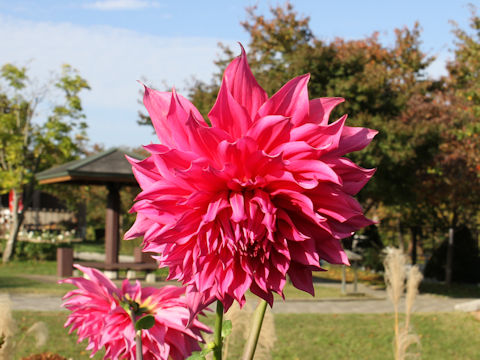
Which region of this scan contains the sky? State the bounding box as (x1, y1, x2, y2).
(0, 0, 477, 148)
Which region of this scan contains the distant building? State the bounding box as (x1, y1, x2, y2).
(0, 190, 77, 239)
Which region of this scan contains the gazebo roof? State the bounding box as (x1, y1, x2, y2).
(36, 148, 143, 185)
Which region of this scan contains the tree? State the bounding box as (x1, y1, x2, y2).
(139, 3, 478, 261)
(395, 9, 480, 267)
(0, 63, 90, 262)
(188, 3, 436, 212)
(446, 7, 480, 174)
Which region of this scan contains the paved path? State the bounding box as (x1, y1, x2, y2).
(6, 281, 477, 314)
(271, 295, 472, 314)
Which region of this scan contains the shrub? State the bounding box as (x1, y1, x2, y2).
(15, 242, 58, 261)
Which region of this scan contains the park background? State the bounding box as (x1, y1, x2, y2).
(0, 0, 479, 359)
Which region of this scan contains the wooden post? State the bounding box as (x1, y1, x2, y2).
(446, 227, 454, 286)
(341, 265, 347, 294)
(105, 183, 120, 265)
(57, 247, 73, 277)
(134, 247, 156, 264)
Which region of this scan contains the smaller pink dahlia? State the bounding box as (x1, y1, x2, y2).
(60, 265, 210, 360)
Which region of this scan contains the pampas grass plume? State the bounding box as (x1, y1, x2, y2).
(383, 247, 423, 360)
(0, 295, 15, 360)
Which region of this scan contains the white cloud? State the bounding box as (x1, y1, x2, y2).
(84, 0, 162, 11)
(0, 14, 235, 147)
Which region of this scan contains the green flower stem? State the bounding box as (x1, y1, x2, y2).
(136, 329, 143, 360)
(213, 300, 224, 360)
(128, 304, 143, 360)
(242, 299, 268, 360)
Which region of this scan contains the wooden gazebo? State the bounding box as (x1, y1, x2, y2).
(36, 148, 146, 275)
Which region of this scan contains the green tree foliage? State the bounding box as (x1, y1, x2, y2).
(0, 63, 90, 262)
(446, 8, 480, 173)
(138, 3, 479, 256)
(413, 8, 480, 229)
(188, 3, 437, 214)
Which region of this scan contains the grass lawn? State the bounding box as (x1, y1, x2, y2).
(271, 313, 480, 360)
(0, 260, 74, 295)
(0, 260, 172, 295)
(11, 311, 480, 359)
(0, 260, 345, 299)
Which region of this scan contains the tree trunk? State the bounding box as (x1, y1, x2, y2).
(397, 219, 404, 252)
(2, 190, 24, 263)
(410, 226, 418, 265)
(445, 227, 454, 286)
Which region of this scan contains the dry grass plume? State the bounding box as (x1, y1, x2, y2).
(383, 247, 422, 360)
(0, 294, 48, 360)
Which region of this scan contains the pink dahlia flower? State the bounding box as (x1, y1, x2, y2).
(60, 265, 210, 360)
(125, 46, 377, 310)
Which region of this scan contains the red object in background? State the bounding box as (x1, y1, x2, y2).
(8, 190, 23, 213)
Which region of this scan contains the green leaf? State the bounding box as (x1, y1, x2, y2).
(135, 314, 155, 331)
(201, 345, 214, 355)
(221, 319, 232, 339)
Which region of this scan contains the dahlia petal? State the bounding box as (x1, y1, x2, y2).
(218, 265, 234, 295)
(286, 159, 342, 186)
(326, 157, 376, 195)
(253, 264, 269, 293)
(73, 264, 118, 295)
(329, 215, 376, 238)
(267, 267, 287, 295)
(314, 235, 350, 265)
(185, 288, 215, 324)
(229, 192, 246, 222)
(197, 258, 217, 292)
(143, 85, 205, 149)
(224, 44, 268, 119)
(287, 262, 314, 296)
(309, 188, 366, 223)
(308, 97, 345, 125)
(271, 189, 321, 226)
(273, 140, 319, 161)
(245, 115, 292, 153)
(124, 213, 154, 240)
(288, 239, 320, 267)
(203, 192, 229, 223)
(334, 126, 378, 155)
(271, 250, 290, 276)
(126, 155, 161, 189)
(257, 74, 310, 125)
(249, 281, 274, 307)
(185, 115, 231, 166)
(209, 76, 252, 138)
(291, 115, 347, 152)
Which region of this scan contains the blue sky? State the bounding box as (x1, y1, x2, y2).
(0, 0, 476, 148)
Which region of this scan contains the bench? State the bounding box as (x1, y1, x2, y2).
(57, 247, 160, 283)
(75, 261, 159, 282)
